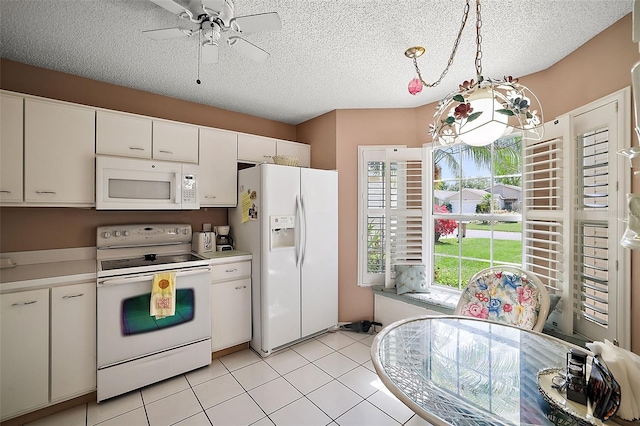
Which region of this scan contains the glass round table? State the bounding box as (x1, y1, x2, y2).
(371, 315, 597, 426)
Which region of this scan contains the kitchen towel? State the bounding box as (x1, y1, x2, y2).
(150, 271, 176, 319)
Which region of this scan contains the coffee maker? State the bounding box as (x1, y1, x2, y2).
(215, 226, 234, 251)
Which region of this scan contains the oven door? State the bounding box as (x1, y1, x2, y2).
(97, 266, 211, 368)
(96, 156, 182, 210)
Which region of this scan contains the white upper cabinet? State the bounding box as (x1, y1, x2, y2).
(24, 99, 95, 205)
(152, 120, 199, 163)
(277, 140, 310, 168)
(96, 110, 152, 158)
(0, 93, 24, 203)
(199, 128, 238, 207)
(237, 133, 276, 164)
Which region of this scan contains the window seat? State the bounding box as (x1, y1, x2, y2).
(372, 285, 591, 348)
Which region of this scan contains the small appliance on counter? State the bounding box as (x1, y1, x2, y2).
(192, 230, 214, 255)
(215, 226, 234, 251)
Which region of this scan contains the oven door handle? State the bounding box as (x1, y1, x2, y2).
(98, 267, 211, 287)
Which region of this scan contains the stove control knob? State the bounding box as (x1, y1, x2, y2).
(173, 228, 180, 235)
(114, 231, 121, 237)
(182, 228, 189, 235)
(102, 231, 111, 239)
(123, 230, 130, 236)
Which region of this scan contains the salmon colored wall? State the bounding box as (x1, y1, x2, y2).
(296, 110, 337, 170)
(335, 14, 640, 351)
(0, 59, 297, 140)
(334, 109, 420, 322)
(0, 207, 227, 252)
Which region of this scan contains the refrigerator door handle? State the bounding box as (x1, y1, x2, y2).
(300, 195, 307, 267)
(296, 195, 302, 268)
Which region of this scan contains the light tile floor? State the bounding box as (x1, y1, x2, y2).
(25, 330, 434, 426)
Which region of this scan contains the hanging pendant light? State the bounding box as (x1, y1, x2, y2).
(406, 0, 544, 146)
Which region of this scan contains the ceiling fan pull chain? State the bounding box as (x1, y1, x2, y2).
(196, 29, 202, 84)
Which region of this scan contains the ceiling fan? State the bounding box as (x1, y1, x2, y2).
(143, 0, 281, 65)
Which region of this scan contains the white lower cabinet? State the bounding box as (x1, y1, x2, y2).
(210, 260, 252, 352)
(0, 282, 97, 421)
(51, 282, 96, 402)
(0, 289, 49, 420)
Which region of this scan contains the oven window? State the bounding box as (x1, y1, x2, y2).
(108, 178, 171, 200)
(121, 289, 194, 335)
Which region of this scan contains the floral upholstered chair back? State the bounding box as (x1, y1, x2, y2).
(454, 267, 550, 332)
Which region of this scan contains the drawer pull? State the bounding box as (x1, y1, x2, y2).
(63, 293, 84, 299)
(225, 268, 238, 273)
(35, 191, 56, 194)
(0, 190, 11, 193)
(159, 150, 174, 154)
(129, 147, 145, 151)
(263, 155, 272, 158)
(12, 300, 37, 306)
(234, 285, 247, 290)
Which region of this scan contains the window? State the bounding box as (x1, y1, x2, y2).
(429, 136, 523, 290)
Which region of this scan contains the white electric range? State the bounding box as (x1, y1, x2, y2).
(96, 224, 212, 402)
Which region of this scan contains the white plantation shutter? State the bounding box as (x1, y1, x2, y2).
(358, 146, 406, 286)
(572, 99, 628, 344)
(523, 116, 574, 335)
(384, 148, 427, 288)
(524, 89, 630, 347)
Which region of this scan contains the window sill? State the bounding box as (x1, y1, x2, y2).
(371, 285, 458, 314)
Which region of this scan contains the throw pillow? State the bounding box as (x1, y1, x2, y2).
(395, 265, 428, 295)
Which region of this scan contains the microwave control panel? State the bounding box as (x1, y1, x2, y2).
(182, 174, 196, 203)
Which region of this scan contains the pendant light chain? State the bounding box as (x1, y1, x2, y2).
(413, 0, 471, 88)
(475, 0, 483, 81)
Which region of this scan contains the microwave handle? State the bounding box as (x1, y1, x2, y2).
(175, 173, 181, 204)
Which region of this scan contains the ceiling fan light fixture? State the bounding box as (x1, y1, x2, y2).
(407, 0, 544, 146)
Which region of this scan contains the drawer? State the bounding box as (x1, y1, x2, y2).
(210, 261, 251, 282)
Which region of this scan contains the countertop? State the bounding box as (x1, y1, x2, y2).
(0, 248, 252, 294)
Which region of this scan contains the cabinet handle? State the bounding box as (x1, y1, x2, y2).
(234, 285, 247, 290)
(129, 147, 145, 151)
(159, 150, 173, 154)
(63, 293, 84, 299)
(225, 268, 238, 273)
(35, 191, 56, 194)
(205, 195, 217, 199)
(263, 155, 272, 158)
(12, 300, 37, 306)
(0, 190, 11, 193)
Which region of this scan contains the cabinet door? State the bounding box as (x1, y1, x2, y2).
(0, 93, 24, 202)
(237, 134, 276, 164)
(24, 99, 95, 204)
(51, 282, 96, 401)
(0, 289, 49, 420)
(211, 278, 251, 351)
(199, 128, 238, 207)
(96, 110, 152, 158)
(153, 120, 199, 163)
(277, 140, 311, 168)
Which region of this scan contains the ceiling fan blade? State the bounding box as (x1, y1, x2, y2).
(201, 42, 219, 64)
(201, 0, 224, 14)
(230, 12, 282, 34)
(148, 0, 186, 15)
(228, 36, 269, 63)
(142, 28, 189, 40)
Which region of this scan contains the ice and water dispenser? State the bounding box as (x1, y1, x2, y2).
(270, 215, 296, 250)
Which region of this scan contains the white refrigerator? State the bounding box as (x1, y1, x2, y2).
(230, 164, 338, 356)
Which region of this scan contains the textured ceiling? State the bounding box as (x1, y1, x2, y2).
(0, 0, 634, 125)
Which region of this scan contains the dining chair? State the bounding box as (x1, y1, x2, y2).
(454, 266, 551, 332)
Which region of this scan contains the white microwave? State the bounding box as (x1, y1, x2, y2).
(96, 156, 199, 210)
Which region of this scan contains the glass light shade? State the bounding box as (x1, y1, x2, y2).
(456, 88, 508, 146)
